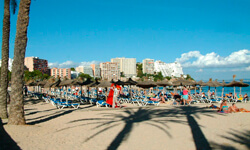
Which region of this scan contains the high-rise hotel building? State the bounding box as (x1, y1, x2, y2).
(24, 57, 49, 74)
(154, 61, 183, 77)
(142, 58, 154, 74)
(76, 66, 94, 77)
(100, 62, 120, 81)
(111, 57, 136, 77)
(91, 64, 101, 78)
(50, 68, 71, 79)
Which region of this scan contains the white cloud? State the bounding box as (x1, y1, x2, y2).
(48, 60, 102, 68)
(176, 49, 250, 68)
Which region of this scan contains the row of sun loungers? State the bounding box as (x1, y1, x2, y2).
(28, 91, 249, 110)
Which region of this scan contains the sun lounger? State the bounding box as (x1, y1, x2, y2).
(42, 96, 50, 103)
(143, 100, 160, 106)
(89, 98, 97, 105)
(208, 98, 222, 103)
(57, 102, 80, 109)
(55, 99, 79, 109)
(96, 100, 109, 107)
(131, 99, 142, 106)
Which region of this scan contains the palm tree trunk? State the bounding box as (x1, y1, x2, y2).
(0, 0, 10, 119)
(8, 0, 31, 125)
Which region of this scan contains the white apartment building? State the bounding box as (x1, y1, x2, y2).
(154, 61, 183, 77)
(100, 62, 120, 81)
(142, 58, 154, 74)
(75, 66, 94, 77)
(111, 57, 136, 77)
(91, 64, 101, 78)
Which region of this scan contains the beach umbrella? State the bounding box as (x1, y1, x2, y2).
(239, 79, 249, 95)
(156, 80, 172, 94)
(186, 79, 197, 94)
(88, 80, 112, 99)
(197, 80, 206, 86)
(44, 78, 61, 95)
(172, 78, 193, 86)
(59, 79, 74, 86)
(124, 78, 137, 98)
(25, 80, 37, 92)
(87, 79, 100, 87)
(37, 80, 47, 87)
(58, 79, 74, 102)
(191, 80, 200, 95)
(87, 80, 100, 97)
(25, 80, 37, 86)
(196, 80, 206, 95)
(211, 79, 224, 97)
(85, 79, 99, 97)
(51, 78, 61, 88)
(124, 78, 137, 85)
(94, 80, 112, 88)
(172, 77, 194, 95)
(37, 80, 47, 93)
(224, 75, 242, 97)
(226, 76, 249, 96)
(204, 78, 219, 99)
(97, 80, 114, 100)
(156, 80, 172, 87)
(114, 79, 126, 86)
(74, 78, 94, 97)
(137, 80, 157, 89)
(44, 78, 56, 95)
(75, 78, 93, 86)
(220, 80, 227, 98)
(44, 78, 57, 88)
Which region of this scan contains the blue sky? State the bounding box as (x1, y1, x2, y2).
(0, 0, 250, 80)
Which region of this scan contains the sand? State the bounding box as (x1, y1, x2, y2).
(1, 98, 250, 150)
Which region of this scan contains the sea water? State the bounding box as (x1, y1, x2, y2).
(157, 82, 250, 97)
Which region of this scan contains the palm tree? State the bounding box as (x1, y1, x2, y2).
(0, 0, 17, 119)
(8, 0, 31, 125)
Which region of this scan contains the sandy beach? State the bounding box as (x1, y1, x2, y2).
(1, 98, 250, 150)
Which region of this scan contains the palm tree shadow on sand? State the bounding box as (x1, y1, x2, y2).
(210, 129, 250, 150)
(0, 119, 21, 150)
(66, 105, 223, 150)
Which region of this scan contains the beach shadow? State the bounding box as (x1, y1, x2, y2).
(106, 107, 184, 150)
(24, 108, 37, 111)
(78, 104, 95, 109)
(181, 106, 212, 150)
(210, 129, 250, 150)
(66, 105, 221, 150)
(25, 108, 56, 116)
(0, 119, 21, 150)
(24, 98, 44, 105)
(28, 109, 75, 125)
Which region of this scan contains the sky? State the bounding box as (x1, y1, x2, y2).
(0, 0, 250, 81)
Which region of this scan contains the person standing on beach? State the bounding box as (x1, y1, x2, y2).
(24, 85, 28, 96)
(182, 86, 189, 105)
(112, 86, 119, 108)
